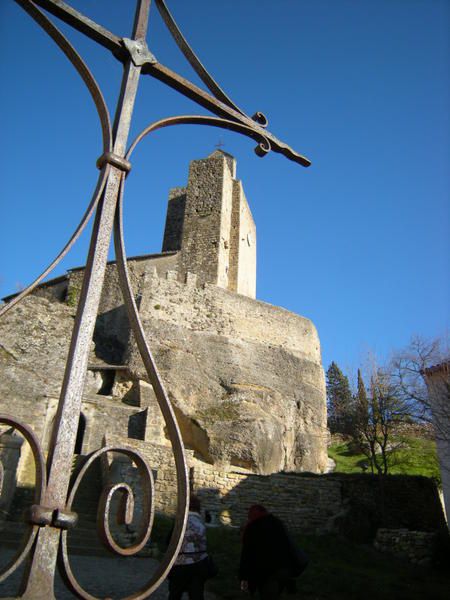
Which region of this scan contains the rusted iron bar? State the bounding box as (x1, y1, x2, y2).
(28, 0, 125, 58)
(16, 2, 159, 599)
(20, 0, 311, 167)
(143, 62, 311, 166)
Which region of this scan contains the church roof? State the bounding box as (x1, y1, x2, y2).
(208, 149, 235, 160)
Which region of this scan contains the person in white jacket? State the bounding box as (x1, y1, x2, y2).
(168, 495, 209, 600)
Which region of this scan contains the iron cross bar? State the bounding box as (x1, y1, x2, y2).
(7, 1, 310, 598)
(23, 0, 312, 167)
(12, 2, 155, 597)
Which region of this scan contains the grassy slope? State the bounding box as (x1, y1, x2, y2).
(205, 436, 446, 598)
(153, 436, 447, 599)
(328, 436, 441, 481)
(205, 527, 450, 600)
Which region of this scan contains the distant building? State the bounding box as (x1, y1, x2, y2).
(424, 362, 450, 526)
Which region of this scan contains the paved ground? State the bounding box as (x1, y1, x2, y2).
(0, 547, 220, 599)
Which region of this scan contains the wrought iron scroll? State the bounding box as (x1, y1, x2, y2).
(0, 1, 311, 598)
(0, 418, 46, 584)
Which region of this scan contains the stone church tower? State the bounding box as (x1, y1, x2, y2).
(0, 150, 328, 520)
(162, 150, 256, 298)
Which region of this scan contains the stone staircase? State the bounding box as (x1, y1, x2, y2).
(65, 455, 110, 556)
(0, 455, 135, 557)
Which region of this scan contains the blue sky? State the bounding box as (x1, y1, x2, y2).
(0, 0, 448, 377)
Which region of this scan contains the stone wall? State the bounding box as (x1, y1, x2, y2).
(0, 434, 22, 522)
(103, 435, 340, 532)
(195, 471, 446, 537)
(178, 153, 231, 289)
(329, 473, 447, 541)
(374, 529, 437, 565)
(137, 268, 321, 364)
(101, 437, 446, 541)
(162, 188, 187, 252)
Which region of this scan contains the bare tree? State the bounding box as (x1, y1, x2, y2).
(353, 368, 409, 475)
(390, 335, 449, 439)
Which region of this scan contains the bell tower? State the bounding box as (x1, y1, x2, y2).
(162, 151, 256, 298)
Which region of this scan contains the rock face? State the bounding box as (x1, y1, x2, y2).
(0, 151, 327, 477)
(130, 270, 327, 474)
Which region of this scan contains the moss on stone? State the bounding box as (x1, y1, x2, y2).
(198, 399, 240, 422)
(65, 287, 79, 307)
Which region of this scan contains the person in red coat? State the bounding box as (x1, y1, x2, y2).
(239, 505, 300, 599)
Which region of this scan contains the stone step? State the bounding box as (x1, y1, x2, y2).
(0, 521, 140, 558)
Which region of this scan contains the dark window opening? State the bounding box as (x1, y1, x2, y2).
(75, 413, 86, 454)
(128, 410, 147, 440)
(98, 369, 115, 396)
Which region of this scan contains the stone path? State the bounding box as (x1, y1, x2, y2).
(0, 548, 220, 599)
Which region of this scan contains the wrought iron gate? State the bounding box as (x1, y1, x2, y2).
(0, 1, 310, 598)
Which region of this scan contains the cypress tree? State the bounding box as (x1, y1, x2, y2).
(356, 368, 369, 426)
(326, 362, 353, 434)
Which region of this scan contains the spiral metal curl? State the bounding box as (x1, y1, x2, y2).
(59, 446, 158, 599)
(252, 111, 269, 128)
(0, 415, 46, 583)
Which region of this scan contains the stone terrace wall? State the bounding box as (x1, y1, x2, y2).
(193, 465, 342, 534)
(333, 473, 447, 541)
(374, 529, 437, 565)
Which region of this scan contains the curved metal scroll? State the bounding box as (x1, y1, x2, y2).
(0, 416, 46, 583)
(127, 115, 272, 160)
(0, 0, 113, 319)
(154, 0, 246, 117)
(0, 166, 110, 319)
(112, 173, 190, 597)
(60, 446, 159, 599)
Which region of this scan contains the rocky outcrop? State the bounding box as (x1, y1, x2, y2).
(0, 264, 328, 476)
(127, 268, 327, 474)
(0, 295, 75, 408)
